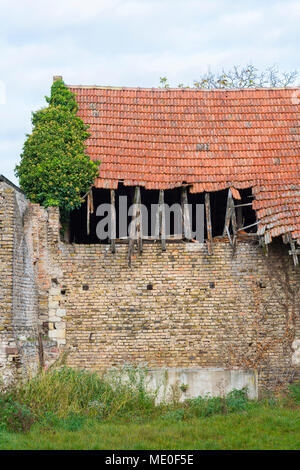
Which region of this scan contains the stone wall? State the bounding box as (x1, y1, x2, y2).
(0, 182, 17, 384)
(0, 182, 42, 385)
(33, 205, 299, 393)
(1, 182, 299, 393)
(52, 240, 299, 392)
(0, 182, 54, 385)
(12, 191, 40, 376)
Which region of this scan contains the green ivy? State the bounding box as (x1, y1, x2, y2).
(15, 79, 99, 219)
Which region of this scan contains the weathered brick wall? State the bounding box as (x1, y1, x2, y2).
(44, 232, 300, 392)
(12, 195, 43, 376)
(0, 183, 16, 384)
(20, 204, 60, 368)
(1, 186, 299, 393)
(0, 183, 43, 385)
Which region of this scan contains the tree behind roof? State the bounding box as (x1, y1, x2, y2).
(159, 65, 298, 89)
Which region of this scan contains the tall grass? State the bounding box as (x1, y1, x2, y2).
(2, 365, 299, 435)
(288, 381, 300, 404)
(9, 365, 156, 421)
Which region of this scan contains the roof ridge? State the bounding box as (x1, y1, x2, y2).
(67, 84, 300, 92)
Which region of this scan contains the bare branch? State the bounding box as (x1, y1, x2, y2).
(160, 65, 299, 89)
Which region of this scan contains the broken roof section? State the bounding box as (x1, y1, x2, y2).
(68, 84, 300, 245)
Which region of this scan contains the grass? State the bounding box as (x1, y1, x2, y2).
(0, 365, 300, 450)
(1, 405, 300, 450)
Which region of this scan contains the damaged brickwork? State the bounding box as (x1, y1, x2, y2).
(0, 180, 58, 386)
(0, 182, 17, 385)
(0, 181, 299, 393)
(0, 181, 41, 385)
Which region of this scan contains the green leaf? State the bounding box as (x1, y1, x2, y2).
(15, 79, 100, 216)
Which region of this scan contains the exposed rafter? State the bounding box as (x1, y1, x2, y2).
(223, 189, 237, 249)
(181, 187, 192, 241)
(288, 234, 299, 266)
(205, 193, 213, 255)
(157, 189, 166, 251)
(110, 189, 116, 254)
(128, 186, 142, 267)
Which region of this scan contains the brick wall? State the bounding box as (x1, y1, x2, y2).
(0, 183, 16, 384)
(1, 184, 299, 393)
(0, 183, 43, 385)
(12, 194, 43, 376)
(45, 230, 300, 392)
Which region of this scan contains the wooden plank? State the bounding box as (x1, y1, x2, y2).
(90, 189, 94, 213)
(259, 236, 269, 255)
(86, 189, 95, 237)
(86, 189, 95, 236)
(288, 235, 299, 266)
(154, 192, 161, 241)
(235, 232, 258, 237)
(128, 187, 139, 267)
(236, 206, 243, 229)
(87, 192, 91, 235)
(110, 189, 116, 254)
(237, 220, 259, 232)
(223, 189, 232, 237)
(181, 187, 192, 240)
(290, 251, 299, 266)
(264, 231, 272, 245)
(38, 328, 45, 369)
(234, 202, 253, 208)
(226, 226, 233, 246)
(136, 187, 143, 254)
(205, 193, 213, 255)
(159, 189, 166, 251)
(223, 188, 240, 247)
(229, 195, 237, 248)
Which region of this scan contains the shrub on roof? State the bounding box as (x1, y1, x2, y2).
(15, 79, 99, 219)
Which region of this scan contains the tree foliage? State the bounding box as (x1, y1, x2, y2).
(159, 64, 298, 89)
(15, 79, 99, 218)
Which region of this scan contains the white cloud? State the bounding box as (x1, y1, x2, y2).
(0, 0, 119, 30)
(0, 139, 24, 182)
(218, 10, 263, 29)
(0, 0, 167, 34)
(0, 0, 299, 185)
(273, 1, 300, 19)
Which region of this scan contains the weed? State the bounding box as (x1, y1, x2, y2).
(4, 365, 299, 440)
(162, 408, 185, 422)
(179, 383, 189, 393)
(226, 388, 249, 412)
(60, 413, 86, 432)
(6, 364, 157, 422)
(184, 388, 249, 418)
(0, 397, 34, 433)
(288, 381, 300, 404)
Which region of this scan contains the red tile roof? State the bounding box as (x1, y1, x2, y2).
(69, 85, 300, 244)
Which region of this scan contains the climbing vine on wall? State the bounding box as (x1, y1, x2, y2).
(222, 253, 300, 388)
(15, 79, 99, 220)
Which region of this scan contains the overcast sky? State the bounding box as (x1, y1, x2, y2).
(0, 0, 299, 184)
